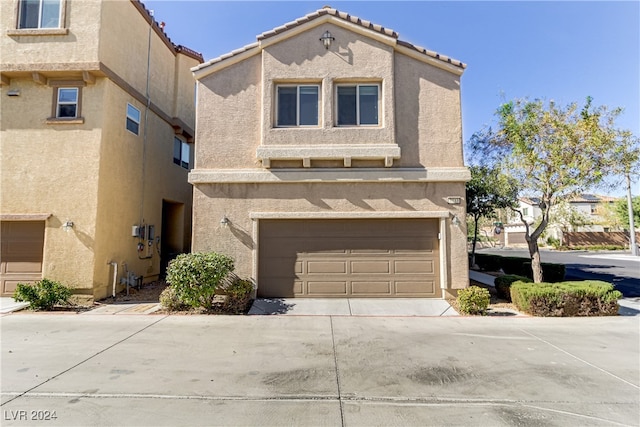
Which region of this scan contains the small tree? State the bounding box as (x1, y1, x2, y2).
(466, 165, 518, 266)
(471, 97, 625, 282)
(613, 196, 640, 228)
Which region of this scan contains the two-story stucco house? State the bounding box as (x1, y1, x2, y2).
(190, 7, 470, 299)
(0, 0, 203, 301)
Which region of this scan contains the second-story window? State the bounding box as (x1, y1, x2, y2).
(56, 87, 78, 118)
(276, 85, 319, 127)
(18, 0, 61, 29)
(126, 103, 140, 135)
(173, 137, 190, 169)
(337, 84, 379, 126)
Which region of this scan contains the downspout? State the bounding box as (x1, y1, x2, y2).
(139, 10, 153, 228)
(109, 261, 118, 298)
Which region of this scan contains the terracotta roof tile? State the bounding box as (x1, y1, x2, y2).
(256, 7, 399, 41)
(193, 6, 465, 72)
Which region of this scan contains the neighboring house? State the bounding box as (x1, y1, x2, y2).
(504, 194, 620, 246)
(190, 7, 470, 299)
(0, 0, 203, 301)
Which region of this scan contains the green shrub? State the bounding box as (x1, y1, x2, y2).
(546, 237, 561, 249)
(457, 286, 490, 315)
(13, 278, 73, 311)
(510, 280, 622, 317)
(166, 252, 235, 309)
(494, 275, 532, 301)
(522, 262, 566, 283)
(569, 245, 626, 251)
(221, 275, 255, 314)
(159, 287, 188, 312)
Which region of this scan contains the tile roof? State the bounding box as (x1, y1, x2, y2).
(193, 6, 465, 73)
(135, 0, 203, 63)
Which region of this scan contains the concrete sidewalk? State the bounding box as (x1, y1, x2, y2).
(1, 314, 638, 426)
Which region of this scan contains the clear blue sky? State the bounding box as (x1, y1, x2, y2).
(145, 0, 639, 194)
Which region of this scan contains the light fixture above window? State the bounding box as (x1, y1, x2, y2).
(319, 30, 334, 49)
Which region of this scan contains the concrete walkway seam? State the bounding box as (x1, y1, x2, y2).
(519, 328, 640, 390)
(2, 315, 169, 406)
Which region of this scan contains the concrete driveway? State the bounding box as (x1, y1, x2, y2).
(1, 314, 638, 426)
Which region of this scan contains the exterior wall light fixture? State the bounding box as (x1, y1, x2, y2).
(220, 216, 230, 228)
(62, 220, 74, 231)
(451, 214, 461, 226)
(320, 30, 334, 49)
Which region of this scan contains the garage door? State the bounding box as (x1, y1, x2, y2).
(1, 221, 45, 296)
(258, 219, 440, 298)
(507, 231, 527, 246)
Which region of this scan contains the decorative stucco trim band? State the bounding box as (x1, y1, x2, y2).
(1, 214, 52, 221)
(189, 167, 471, 184)
(250, 211, 450, 220)
(256, 145, 401, 168)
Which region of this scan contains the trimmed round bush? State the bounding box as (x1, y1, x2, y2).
(13, 278, 72, 311)
(457, 286, 490, 315)
(166, 252, 235, 309)
(494, 274, 532, 301)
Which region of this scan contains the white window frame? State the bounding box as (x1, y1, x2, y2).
(275, 84, 320, 127)
(126, 103, 140, 136)
(335, 83, 381, 127)
(173, 136, 191, 169)
(55, 87, 78, 118)
(18, 0, 62, 29)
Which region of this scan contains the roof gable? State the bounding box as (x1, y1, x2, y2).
(192, 6, 465, 79)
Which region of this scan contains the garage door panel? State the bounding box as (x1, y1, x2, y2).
(351, 260, 390, 274)
(352, 281, 392, 295)
(307, 261, 347, 274)
(258, 219, 440, 298)
(396, 281, 436, 295)
(395, 260, 434, 274)
(4, 261, 43, 274)
(308, 281, 348, 295)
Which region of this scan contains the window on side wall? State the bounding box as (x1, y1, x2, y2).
(173, 137, 190, 169)
(55, 87, 78, 118)
(53, 87, 80, 118)
(18, 0, 61, 29)
(336, 84, 379, 126)
(126, 103, 140, 135)
(276, 85, 319, 127)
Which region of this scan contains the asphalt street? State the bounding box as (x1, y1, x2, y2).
(1, 314, 638, 426)
(477, 249, 640, 297)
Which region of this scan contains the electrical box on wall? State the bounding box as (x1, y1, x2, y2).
(132, 224, 155, 242)
(132, 225, 148, 239)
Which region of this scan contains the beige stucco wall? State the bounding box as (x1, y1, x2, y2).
(192, 181, 468, 290)
(91, 79, 193, 300)
(1, 0, 101, 67)
(0, 77, 105, 293)
(2, 0, 198, 300)
(196, 54, 262, 170)
(394, 52, 464, 168)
